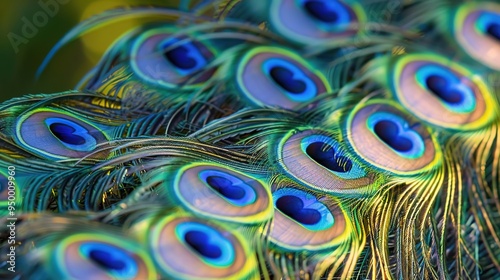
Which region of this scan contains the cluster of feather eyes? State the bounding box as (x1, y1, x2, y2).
(1, 0, 500, 279)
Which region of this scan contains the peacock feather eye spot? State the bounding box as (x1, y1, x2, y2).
(173, 164, 273, 224)
(269, 0, 366, 45)
(237, 47, 330, 110)
(164, 44, 198, 70)
(269, 66, 307, 94)
(175, 221, 235, 267)
(486, 22, 500, 41)
(78, 242, 140, 278)
(205, 176, 246, 200)
(454, 3, 500, 70)
(303, 0, 340, 23)
(305, 142, 352, 173)
(262, 58, 317, 101)
(160, 39, 208, 74)
(16, 110, 111, 160)
(184, 230, 223, 259)
(413, 63, 477, 113)
(131, 28, 216, 89)
(43, 117, 98, 152)
(270, 0, 363, 44)
(394, 54, 495, 130)
(373, 120, 414, 153)
(279, 130, 377, 195)
(269, 187, 351, 251)
(199, 170, 257, 206)
(275, 195, 321, 225)
(476, 10, 500, 42)
(49, 122, 86, 145)
(349, 101, 440, 173)
(88, 249, 127, 271)
(152, 215, 255, 278)
(367, 112, 424, 158)
(425, 75, 464, 104)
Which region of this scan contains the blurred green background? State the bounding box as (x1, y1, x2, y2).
(0, 0, 184, 102)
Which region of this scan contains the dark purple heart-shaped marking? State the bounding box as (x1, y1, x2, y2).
(373, 120, 414, 152)
(425, 74, 465, 104)
(306, 141, 352, 172)
(49, 122, 86, 145)
(164, 44, 198, 70)
(303, 0, 339, 23)
(184, 230, 223, 259)
(89, 249, 127, 271)
(276, 195, 321, 225)
(486, 22, 500, 42)
(269, 66, 307, 94)
(206, 175, 246, 200)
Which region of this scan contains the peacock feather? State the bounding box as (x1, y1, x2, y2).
(1, 0, 500, 279)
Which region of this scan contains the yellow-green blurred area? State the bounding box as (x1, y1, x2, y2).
(0, 0, 190, 102)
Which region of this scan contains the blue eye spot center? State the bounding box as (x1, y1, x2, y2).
(80, 242, 138, 278)
(373, 120, 413, 152)
(276, 195, 321, 225)
(486, 22, 500, 42)
(425, 75, 464, 104)
(205, 176, 246, 200)
(49, 123, 86, 145)
(269, 66, 307, 94)
(164, 44, 198, 70)
(415, 64, 476, 113)
(184, 230, 223, 259)
(88, 249, 127, 271)
(306, 141, 352, 172)
(303, 0, 339, 23)
(176, 222, 235, 267)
